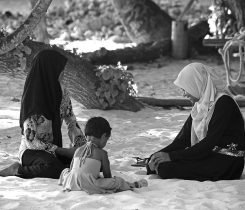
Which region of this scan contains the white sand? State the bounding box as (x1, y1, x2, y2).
(1, 41, 245, 210)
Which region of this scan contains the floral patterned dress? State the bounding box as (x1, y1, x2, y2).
(18, 88, 86, 162)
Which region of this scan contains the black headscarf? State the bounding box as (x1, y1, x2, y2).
(20, 49, 68, 147)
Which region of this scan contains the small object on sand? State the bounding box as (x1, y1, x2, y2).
(11, 97, 20, 102)
(131, 157, 148, 167)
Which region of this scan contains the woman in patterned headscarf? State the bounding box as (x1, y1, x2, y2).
(146, 62, 245, 181)
(0, 49, 86, 178)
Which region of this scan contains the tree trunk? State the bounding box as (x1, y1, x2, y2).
(137, 96, 245, 108)
(222, 0, 245, 29)
(0, 0, 52, 55)
(29, 0, 51, 43)
(0, 39, 144, 111)
(111, 0, 172, 44)
(82, 40, 171, 65)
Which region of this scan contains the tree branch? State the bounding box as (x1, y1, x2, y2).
(0, 0, 52, 55)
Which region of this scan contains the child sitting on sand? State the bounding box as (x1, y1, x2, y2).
(58, 116, 148, 194)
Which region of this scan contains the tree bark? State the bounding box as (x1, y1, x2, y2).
(0, 0, 52, 55)
(0, 39, 144, 111)
(111, 0, 172, 44)
(29, 0, 51, 44)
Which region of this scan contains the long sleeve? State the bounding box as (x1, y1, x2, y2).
(169, 95, 244, 161)
(158, 115, 192, 153)
(60, 88, 86, 147)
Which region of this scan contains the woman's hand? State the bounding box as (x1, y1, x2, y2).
(148, 152, 170, 171)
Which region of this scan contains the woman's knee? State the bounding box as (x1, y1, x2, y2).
(42, 162, 64, 178)
(157, 162, 175, 179)
(21, 149, 65, 178)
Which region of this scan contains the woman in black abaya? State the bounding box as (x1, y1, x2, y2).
(0, 49, 86, 178)
(145, 63, 245, 181)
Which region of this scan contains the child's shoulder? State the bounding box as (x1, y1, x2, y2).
(91, 147, 108, 160)
(93, 147, 107, 156)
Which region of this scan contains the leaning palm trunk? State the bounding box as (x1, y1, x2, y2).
(0, 38, 143, 111)
(29, 0, 50, 43)
(0, 0, 52, 55)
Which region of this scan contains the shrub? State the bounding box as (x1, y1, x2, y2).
(94, 63, 137, 109)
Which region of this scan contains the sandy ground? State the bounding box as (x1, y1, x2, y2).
(1, 39, 245, 210)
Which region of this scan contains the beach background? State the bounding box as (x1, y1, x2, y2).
(1, 1, 245, 210)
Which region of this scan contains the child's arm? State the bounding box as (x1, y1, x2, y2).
(101, 150, 112, 178)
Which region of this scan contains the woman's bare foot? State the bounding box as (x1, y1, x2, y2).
(0, 162, 20, 177)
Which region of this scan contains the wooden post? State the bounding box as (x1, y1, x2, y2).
(171, 20, 189, 59)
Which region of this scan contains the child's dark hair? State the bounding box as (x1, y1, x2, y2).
(85, 117, 112, 138)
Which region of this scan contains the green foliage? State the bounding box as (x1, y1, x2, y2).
(208, 0, 237, 38)
(94, 63, 137, 109)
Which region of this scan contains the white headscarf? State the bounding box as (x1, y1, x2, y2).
(174, 63, 226, 145)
